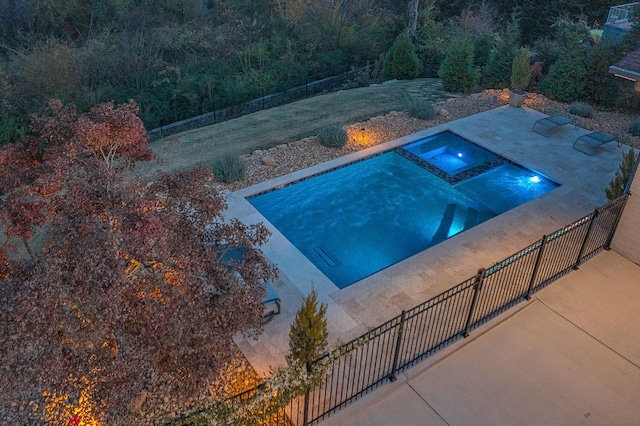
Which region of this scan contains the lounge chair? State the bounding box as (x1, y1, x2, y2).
(262, 280, 282, 324)
(573, 131, 620, 156)
(218, 245, 282, 323)
(532, 114, 577, 136)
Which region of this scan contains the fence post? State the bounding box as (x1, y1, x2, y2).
(525, 236, 547, 300)
(302, 360, 311, 426)
(463, 268, 486, 337)
(573, 208, 598, 270)
(388, 310, 407, 382)
(605, 194, 630, 250)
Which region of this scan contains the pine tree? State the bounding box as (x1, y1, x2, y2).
(382, 32, 423, 80)
(288, 287, 328, 365)
(438, 35, 478, 94)
(482, 18, 520, 89)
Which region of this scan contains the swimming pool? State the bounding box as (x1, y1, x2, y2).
(249, 132, 560, 289)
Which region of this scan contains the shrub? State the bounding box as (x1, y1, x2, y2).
(212, 153, 246, 183)
(288, 287, 328, 365)
(627, 121, 640, 136)
(510, 47, 531, 90)
(538, 43, 587, 103)
(406, 97, 435, 120)
(606, 149, 636, 201)
(417, 44, 445, 78)
(569, 101, 594, 118)
(382, 32, 423, 80)
(438, 36, 478, 94)
(318, 125, 348, 148)
(583, 42, 623, 107)
(538, 19, 590, 103)
(482, 19, 520, 89)
(473, 31, 494, 68)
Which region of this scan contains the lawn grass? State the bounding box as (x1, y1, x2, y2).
(135, 79, 454, 176)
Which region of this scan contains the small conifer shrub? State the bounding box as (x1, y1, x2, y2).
(318, 125, 348, 148)
(212, 153, 246, 183)
(569, 101, 594, 118)
(606, 149, 636, 201)
(382, 32, 423, 80)
(510, 47, 531, 91)
(438, 36, 478, 94)
(288, 287, 328, 365)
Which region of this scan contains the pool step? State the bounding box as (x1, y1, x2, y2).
(313, 246, 340, 268)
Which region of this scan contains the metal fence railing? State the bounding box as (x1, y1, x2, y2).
(169, 194, 630, 425)
(606, 2, 638, 25)
(301, 195, 628, 425)
(148, 67, 369, 141)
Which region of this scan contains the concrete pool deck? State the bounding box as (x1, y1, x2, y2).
(321, 250, 640, 426)
(226, 105, 631, 376)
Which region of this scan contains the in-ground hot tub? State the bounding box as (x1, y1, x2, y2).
(399, 131, 505, 183)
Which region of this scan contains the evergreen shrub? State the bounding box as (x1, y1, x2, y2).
(569, 101, 593, 118)
(538, 46, 587, 103)
(606, 149, 636, 201)
(382, 32, 423, 80)
(288, 287, 328, 365)
(212, 153, 246, 183)
(510, 47, 531, 90)
(482, 19, 521, 89)
(473, 32, 494, 68)
(318, 125, 348, 148)
(438, 36, 478, 94)
(418, 44, 445, 78)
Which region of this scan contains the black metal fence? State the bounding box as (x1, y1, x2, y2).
(172, 195, 629, 425)
(148, 67, 369, 141)
(301, 196, 628, 425)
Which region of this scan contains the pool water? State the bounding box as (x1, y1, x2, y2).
(403, 131, 499, 176)
(249, 147, 559, 289)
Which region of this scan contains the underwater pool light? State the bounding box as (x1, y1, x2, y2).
(457, 152, 463, 158)
(529, 175, 541, 183)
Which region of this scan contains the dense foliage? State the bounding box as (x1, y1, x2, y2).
(606, 149, 637, 201)
(0, 0, 405, 142)
(0, 100, 277, 423)
(439, 36, 478, 94)
(382, 32, 423, 80)
(1, 1, 631, 145)
(481, 18, 521, 89)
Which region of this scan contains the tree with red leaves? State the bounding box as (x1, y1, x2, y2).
(0, 100, 277, 423)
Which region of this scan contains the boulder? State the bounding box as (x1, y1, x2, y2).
(262, 157, 276, 166)
(127, 391, 149, 414)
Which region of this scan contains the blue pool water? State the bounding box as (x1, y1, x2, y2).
(403, 131, 498, 176)
(249, 144, 559, 289)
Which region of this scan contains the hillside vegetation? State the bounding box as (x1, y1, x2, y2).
(1, 0, 635, 144)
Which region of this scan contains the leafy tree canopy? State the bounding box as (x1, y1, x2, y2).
(0, 99, 277, 423)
